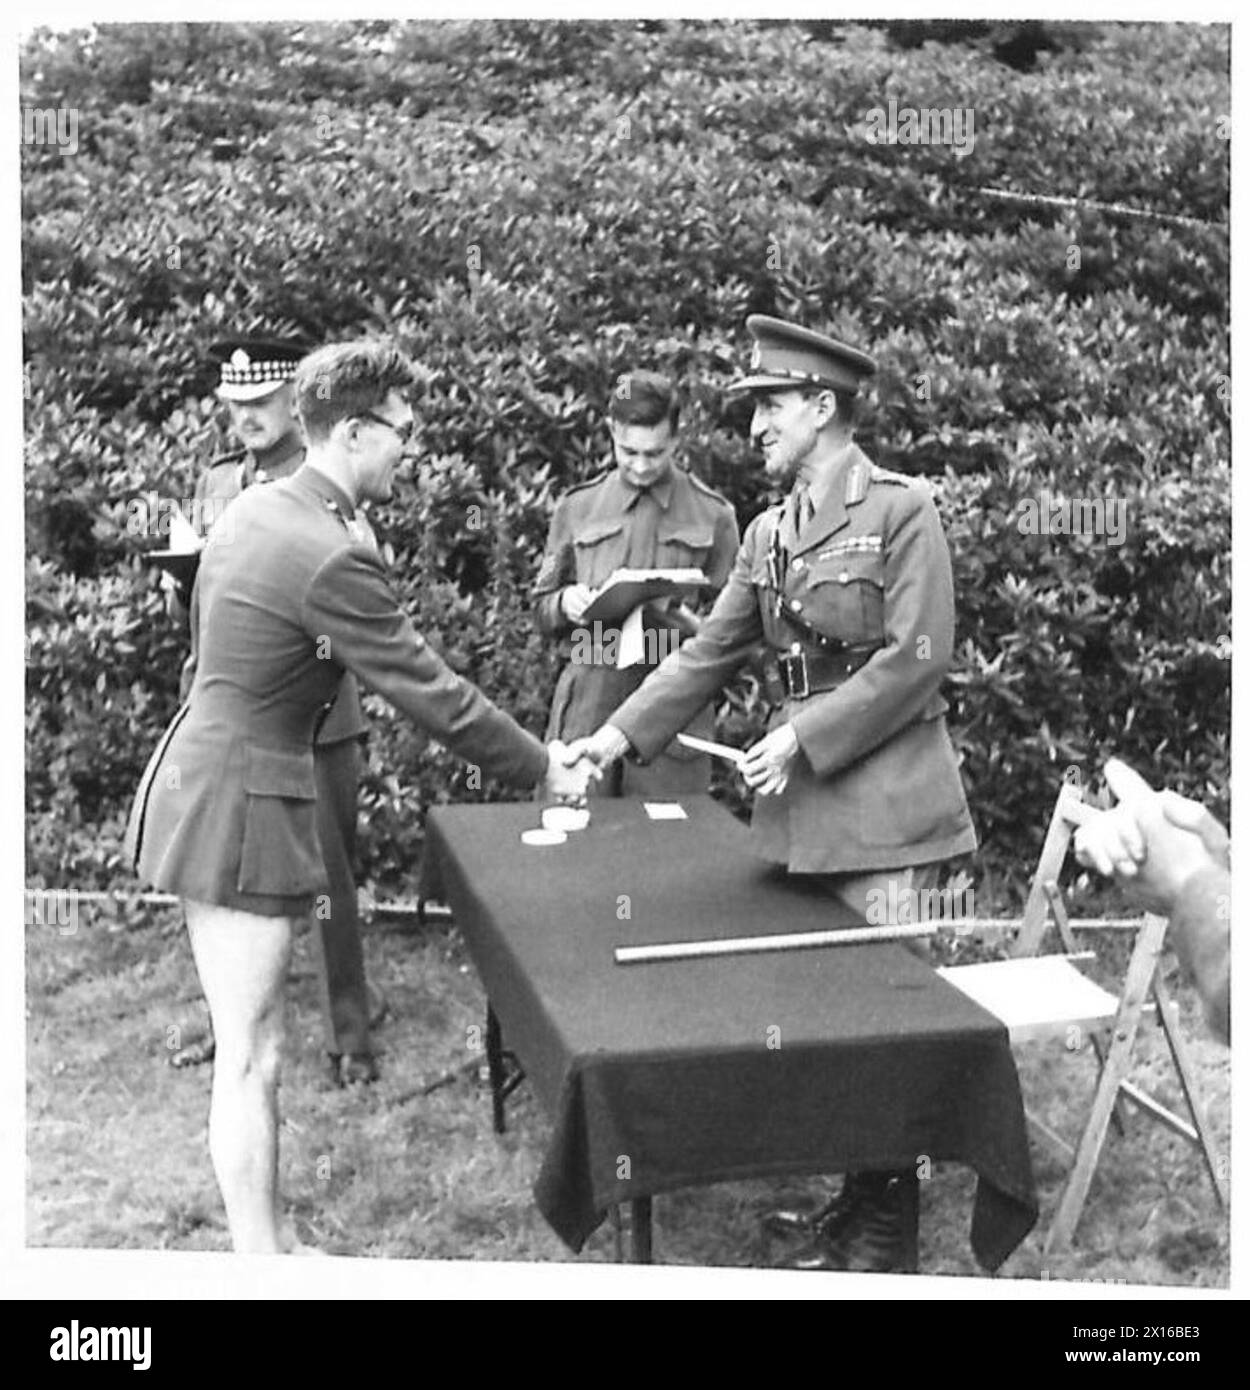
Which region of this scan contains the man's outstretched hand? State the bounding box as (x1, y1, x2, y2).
(565, 725, 631, 775)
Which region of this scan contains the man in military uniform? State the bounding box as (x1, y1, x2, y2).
(533, 370, 739, 795)
(128, 339, 593, 1252)
(572, 317, 978, 1273)
(169, 336, 384, 1087)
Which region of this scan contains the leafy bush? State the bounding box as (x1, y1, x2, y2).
(23, 20, 1229, 905)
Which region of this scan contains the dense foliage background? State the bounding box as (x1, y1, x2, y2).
(23, 19, 1230, 907)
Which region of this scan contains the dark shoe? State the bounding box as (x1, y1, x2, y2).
(821, 1172, 915, 1273)
(366, 982, 389, 1030)
(331, 1052, 379, 1087)
(169, 1034, 216, 1069)
(774, 1173, 916, 1273)
(762, 1172, 871, 1241)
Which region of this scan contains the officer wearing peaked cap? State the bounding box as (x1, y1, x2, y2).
(574, 315, 978, 1275)
(192, 337, 315, 523)
(168, 333, 386, 1088)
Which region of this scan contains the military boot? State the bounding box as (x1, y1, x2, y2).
(775, 1171, 918, 1273)
(763, 1172, 872, 1241)
(821, 1170, 918, 1272)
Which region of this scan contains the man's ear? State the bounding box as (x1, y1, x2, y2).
(329, 417, 359, 451)
(279, 386, 301, 429)
(814, 389, 839, 429)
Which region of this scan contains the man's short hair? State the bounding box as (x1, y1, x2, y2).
(795, 384, 858, 430)
(293, 339, 417, 443)
(830, 387, 859, 429)
(609, 371, 680, 432)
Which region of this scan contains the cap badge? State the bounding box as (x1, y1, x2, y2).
(230, 348, 251, 371)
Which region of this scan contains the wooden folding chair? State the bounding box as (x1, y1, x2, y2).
(938, 779, 1227, 1255)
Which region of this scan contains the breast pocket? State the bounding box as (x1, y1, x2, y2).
(572, 519, 627, 585)
(237, 743, 324, 898)
(804, 552, 886, 645)
(656, 523, 715, 572)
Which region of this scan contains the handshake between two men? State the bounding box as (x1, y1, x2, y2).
(546, 722, 804, 803)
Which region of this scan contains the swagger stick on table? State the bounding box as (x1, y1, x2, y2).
(616, 920, 938, 965)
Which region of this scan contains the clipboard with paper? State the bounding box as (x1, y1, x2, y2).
(580, 567, 706, 628)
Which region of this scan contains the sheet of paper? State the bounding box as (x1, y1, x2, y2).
(165, 506, 203, 554)
(617, 603, 646, 668)
(644, 802, 688, 820)
(674, 733, 747, 768)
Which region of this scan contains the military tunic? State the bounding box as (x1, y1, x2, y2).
(180, 438, 374, 1048)
(185, 439, 365, 746)
(611, 443, 977, 873)
(534, 465, 740, 795)
(129, 465, 547, 916)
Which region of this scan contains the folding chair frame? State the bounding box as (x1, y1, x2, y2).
(1007, 782, 1226, 1255)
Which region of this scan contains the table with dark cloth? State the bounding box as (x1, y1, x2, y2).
(421, 796, 1037, 1269)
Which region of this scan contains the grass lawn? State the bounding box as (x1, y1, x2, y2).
(26, 903, 1228, 1286)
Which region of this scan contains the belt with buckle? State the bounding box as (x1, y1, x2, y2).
(770, 643, 880, 700)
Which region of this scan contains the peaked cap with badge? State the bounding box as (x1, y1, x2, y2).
(726, 315, 877, 396)
(208, 335, 314, 402)
(611, 316, 977, 874)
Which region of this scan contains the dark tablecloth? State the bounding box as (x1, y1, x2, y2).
(422, 797, 1037, 1269)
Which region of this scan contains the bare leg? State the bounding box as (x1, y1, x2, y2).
(185, 900, 293, 1253)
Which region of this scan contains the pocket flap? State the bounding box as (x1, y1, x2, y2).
(656, 525, 711, 547)
(243, 744, 316, 799)
(809, 552, 885, 588)
(573, 519, 625, 546)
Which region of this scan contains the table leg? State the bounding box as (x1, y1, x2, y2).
(630, 1197, 653, 1264)
(898, 1172, 919, 1274)
(485, 1003, 506, 1135)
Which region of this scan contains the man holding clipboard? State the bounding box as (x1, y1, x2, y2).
(533, 371, 739, 796)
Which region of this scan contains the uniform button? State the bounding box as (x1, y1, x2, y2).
(790, 599, 803, 613)
(791, 558, 804, 573)
(838, 570, 850, 583)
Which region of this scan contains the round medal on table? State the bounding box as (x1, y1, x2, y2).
(521, 828, 568, 847)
